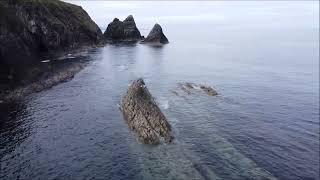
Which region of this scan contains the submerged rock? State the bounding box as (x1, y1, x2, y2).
(185, 82, 194, 89)
(170, 90, 179, 96)
(103, 15, 143, 42)
(0, 57, 87, 102)
(200, 85, 218, 96)
(177, 82, 218, 96)
(0, 0, 102, 65)
(178, 83, 192, 95)
(142, 24, 169, 44)
(121, 78, 173, 144)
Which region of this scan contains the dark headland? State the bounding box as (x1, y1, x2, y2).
(0, 0, 102, 65)
(0, 0, 169, 102)
(0, 0, 172, 144)
(0, 0, 103, 100)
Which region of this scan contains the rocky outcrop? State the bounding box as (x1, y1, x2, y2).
(0, 0, 102, 65)
(142, 24, 169, 44)
(0, 56, 87, 102)
(103, 15, 143, 42)
(177, 82, 218, 96)
(200, 85, 218, 96)
(121, 78, 173, 144)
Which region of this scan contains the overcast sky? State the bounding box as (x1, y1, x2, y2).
(64, 1, 227, 29)
(64, 1, 319, 32)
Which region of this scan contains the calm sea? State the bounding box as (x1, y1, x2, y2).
(1, 1, 319, 179)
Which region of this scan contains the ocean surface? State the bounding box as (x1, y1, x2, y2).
(1, 1, 319, 180)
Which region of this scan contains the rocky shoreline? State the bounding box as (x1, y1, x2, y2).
(0, 0, 103, 65)
(0, 46, 98, 102)
(0, 61, 84, 102)
(1, 0, 172, 144)
(0, 0, 169, 101)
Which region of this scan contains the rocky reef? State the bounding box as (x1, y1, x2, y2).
(0, 48, 94, 102)
(121, 78, 174, 144)
(0, 0, 102, 65)
(200, 85, 218, 96)
(177, 82, 218, 96)
(142, 23, 169, 44)
(103, 15, 143, 42)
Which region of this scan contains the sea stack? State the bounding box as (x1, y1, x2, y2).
(103, 15, 143, 42)
(121, 78, 173, 144)
(0, 0, 102, 65)
(142, 23, 169, 44)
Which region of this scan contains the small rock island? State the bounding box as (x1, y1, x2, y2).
(142, 23, 169, 44)
(121, 78, 174, 144)
(103, 15, 143, 42)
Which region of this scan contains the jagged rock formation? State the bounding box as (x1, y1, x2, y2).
(0, 0, 102, 65)
(121, 78, 174, 144)
(103, 15, 143, 42)
(142, 23, 169, 44)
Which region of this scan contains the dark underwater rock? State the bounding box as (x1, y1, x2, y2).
(200, 85, 218, 96)
(0, 0, 102, 65)
(142, 23, 169, 44)
(177, 82, 218, 96)
(103, 15, 143, 42)
(121, 78, 173, 144)
(0, 55, 89, 102)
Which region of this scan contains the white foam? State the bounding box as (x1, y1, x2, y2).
(159, 99, 169, 109)
(41, 59, 50, 63)
(118, 65, 128, 71)
(193, 84, 201, 90)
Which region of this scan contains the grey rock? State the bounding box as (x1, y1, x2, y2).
(121, 78, 173, 144)
(103, 15, 143, 42)
(179, 84, 192, 95)
(185, 82, 194, 89)
(170, 90, 179, 96)
(142, 23, 169, 44)
(178, 82, 218, 96)
(200, 85, 218, 96)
